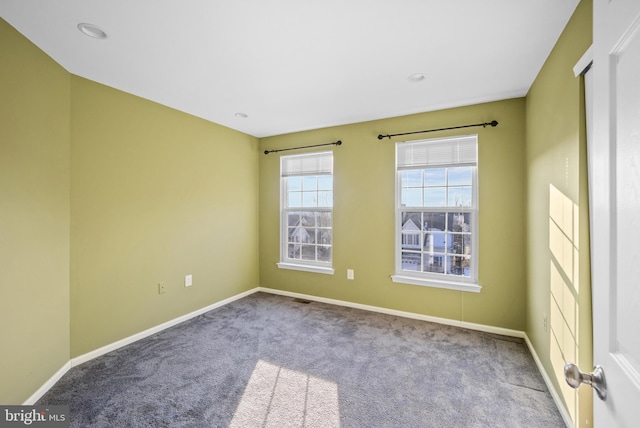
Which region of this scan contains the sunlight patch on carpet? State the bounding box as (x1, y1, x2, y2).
(230, 359, 340, 428)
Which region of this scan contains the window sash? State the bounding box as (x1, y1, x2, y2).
(400, 166, 476, 209)
(398, 207, 476, 280)
(284, 208, 332, 263)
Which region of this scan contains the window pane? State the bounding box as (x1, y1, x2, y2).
(302, 228, 316, 244)
(402, 233, 421, 251)
(288, 228, 301, 243)
(288, 244, 300, 259)
(317, 212, 332, 228)
(318, 229, 331, 245)
(401, 252, 421, 271)
(401, 170, 422, 187)
(289, 228, 307, 244)
(401, 188, 421, 206)
(424, 232, 446, 252)
(448, 186, 472, 207)
(447, 256, 471, 277)
(301, 245, 316, 260)
(447, 167, 472, 186)
(423, 168, 446, 186)
(423, 253, 445, 273)
(448, 234, 466, 255)
(463, 234, 472, 255)
(302, 176, 317, 191)
(424, 187, 446, 207)
(287, 176, 302, 191)
(300, 211, 315, 227)
(288, 212, 301, 227)
(318, 175, 332, 191)
(288, 192, 302, 208)
(317, 191, 332, 207)
(302, 191, 317, 207)
(447, 213, 471, 232)
(318, 246, 331, 262)
(423, 212, 446, 231)
(401, 212, 423, 232)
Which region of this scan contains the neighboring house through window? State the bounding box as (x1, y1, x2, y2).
(277, 151, 334, 275)
(392, 135, 481, 293)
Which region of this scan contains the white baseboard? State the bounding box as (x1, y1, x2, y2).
(524, 334, 572, 428)
(257, 287, 525, 338)
(23, 361, 72, 405)
(71, 288, 258, 367)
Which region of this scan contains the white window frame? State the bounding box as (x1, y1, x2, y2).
(391, 135, 481, 293)
(277, 151, 335, 275)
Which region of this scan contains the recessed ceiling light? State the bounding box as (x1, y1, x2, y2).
(77, 23, 107, 39)
(235, 113, 248, 118)
(407, 73, 426, 82)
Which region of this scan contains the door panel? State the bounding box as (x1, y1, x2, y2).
(614, 18, 640, 379)
(592, 0, 640, 426)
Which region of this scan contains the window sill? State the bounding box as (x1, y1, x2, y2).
(277, 262, 335, 275)
(391, 275, 482, 293)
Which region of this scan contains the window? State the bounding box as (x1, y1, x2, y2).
(392, 135, 481, 293)
(277, 151, 334, 274)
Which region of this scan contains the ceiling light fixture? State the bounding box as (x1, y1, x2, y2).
(235, 113, 248, 118)
(77, 23, 108, 39)
(407, 73, 426, 82)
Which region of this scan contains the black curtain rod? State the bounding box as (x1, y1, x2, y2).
(264, 140, 342, 155)
(377, 120, 498, 140)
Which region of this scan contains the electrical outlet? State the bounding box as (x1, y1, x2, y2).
(185, 274, 192, 287)
(158, 283, 166, 294)
(347, 269, 354, 280)
(543, 313, 548, 332)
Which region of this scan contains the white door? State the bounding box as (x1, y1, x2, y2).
(588, 0, 640, 426)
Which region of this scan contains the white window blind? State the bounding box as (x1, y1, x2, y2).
(397, 135, 477, 169)
(281, 151, 333, 177)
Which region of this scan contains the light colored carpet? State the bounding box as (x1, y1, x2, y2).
(38, 292, 565, 427)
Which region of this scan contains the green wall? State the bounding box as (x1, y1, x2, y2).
(0, 18, 71, 404)
(69, 77, 260, 356)
(260, 98, 527, 330)
(525, 1, 592, 426)
(1, 17, 259, 403)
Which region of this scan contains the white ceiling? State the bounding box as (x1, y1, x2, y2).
(0, 0, 579, 138)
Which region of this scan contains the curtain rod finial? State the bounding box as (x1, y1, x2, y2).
(490, 120, 498, 127)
